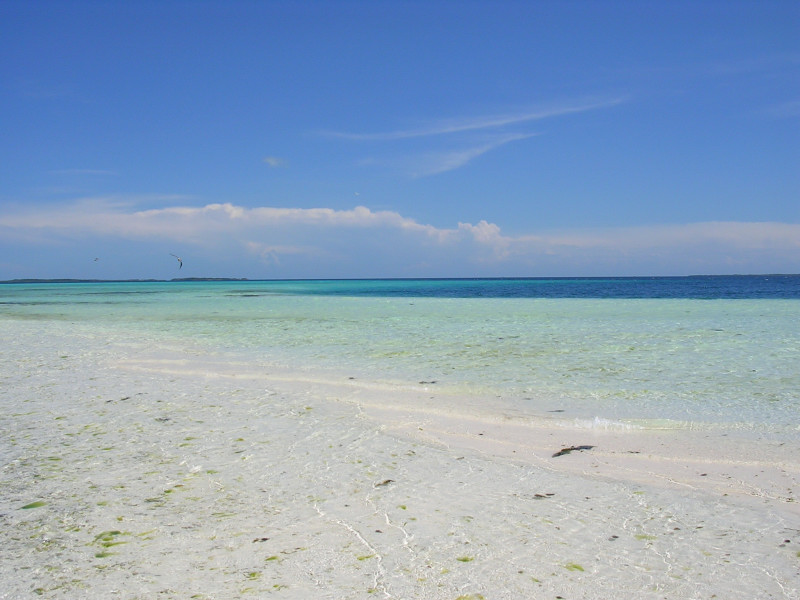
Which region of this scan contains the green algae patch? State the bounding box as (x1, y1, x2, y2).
(357, 554, 376, 561)
(21, 501, 47, 509)
(456, 556, 474, 563)
(95, 530, 122, 543)
(455, 595, 485, 600)
(635, 534, 657, 541)
(564, 562, 585, 572)
(92, 529, 130, 556)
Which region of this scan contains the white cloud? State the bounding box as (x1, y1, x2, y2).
(414, 133, 539, 176)
(245, 241, 320, 265)
(1, 199, 798, 276)
(263, 156, 287, 168)
(323, 98, 623, 176)
(0, 200, 451, 244)
(322, 98, 624, 141)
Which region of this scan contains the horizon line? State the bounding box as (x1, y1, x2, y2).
(3, 273, 799, 285)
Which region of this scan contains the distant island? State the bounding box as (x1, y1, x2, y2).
(0, 278, 250, 284)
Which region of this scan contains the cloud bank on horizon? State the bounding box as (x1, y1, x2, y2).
(1, 199, 798, 279)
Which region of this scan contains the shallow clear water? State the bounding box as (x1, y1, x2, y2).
(2, 278, 799, 436)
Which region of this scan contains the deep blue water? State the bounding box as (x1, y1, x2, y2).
(2, 276, 799, 307)
(219, 275, 800, 299)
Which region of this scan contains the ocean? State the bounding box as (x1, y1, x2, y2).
(2, 276, 799, 438)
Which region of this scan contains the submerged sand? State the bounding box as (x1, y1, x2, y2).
(1, 322, 799, 599)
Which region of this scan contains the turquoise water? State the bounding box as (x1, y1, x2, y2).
(2, 278, 799, 436)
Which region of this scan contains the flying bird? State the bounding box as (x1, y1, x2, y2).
(170, 253, 183, 269)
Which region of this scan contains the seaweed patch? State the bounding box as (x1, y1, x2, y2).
(552, 445, 595, 458)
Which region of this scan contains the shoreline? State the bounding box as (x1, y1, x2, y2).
(2, 323, 799, 599)
(116, 353, 800, 516)
(366, 402, 800, 513)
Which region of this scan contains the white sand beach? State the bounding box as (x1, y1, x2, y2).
(2, 321, 799, 599)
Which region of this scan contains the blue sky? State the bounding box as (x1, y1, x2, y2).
(1, 0, 798, 279)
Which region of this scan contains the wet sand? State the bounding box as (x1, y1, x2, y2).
(2, 323, 799, 599)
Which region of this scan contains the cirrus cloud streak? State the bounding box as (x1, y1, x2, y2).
(321, 98, 625, 141)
